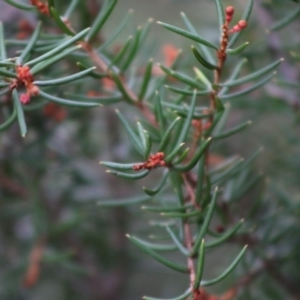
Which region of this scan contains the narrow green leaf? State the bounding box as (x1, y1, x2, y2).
(161, 209, 204, 219)
(270, 6, 300, 31)
(162, 101, 207, 114)
(166, 226, 189, 256)
(64, 0, 79, 19)
(76, 62, 106, 78)
(3, 0, 35, 10)
(194, 67, 211, 89)
(109, 36, 133, 67)
(159, 64, 205, 90)
(140, 18, 154, 42)
(195, 156, 205, 205)
(26, 27, 90, 66)
(107, 169, 149, 180)
(0, 106, 17, 132)
(115, 109, 144, 156)
(120, 27, 142, 72)
(47, 0, 55, 13)
(172, 148, 189, 165)
(219, 59, 247, 96)
(166, 85, 210, 96)
(206, 220, 244, 248)
(126, 236, 177, 252)
(149, 220, 177, 228)
(38, 89, 99, 107)
(191, 187, 218, 256)
(137, 122, 151, 159)
(111, 72, 135, 104)
(66, 93, 121, 104)
(98, 10, 132, 51)
(193, 239, 205, 290)
(227, 42, 249, 55)
(210, 102, 230, 136)
(201, 245, 248, 286)
(143, 288, 192, 300)
(157, 21, 218, 50)
(212, 121, 252, 140)
(169, 171, 185, 207)
(30, 45, 81, 75)
(214, 0, 225, 36)
(142, 203, 193, 213)
(143, 169, 169, 196)
(139, 59, 153, 101)
(167, 117, 185, 152)
(165, 143, 185, 163)
(229, 0, 253, 47)
(100, 161, 136, 170)
(20, 22, 42, 62)
(12, 90, 27, 137)
(180, 12, 216, 64)
(203, 110, 224, 137)
(176, 90, 197, 145)
(145, 131, 152, 159)
(201, 176, 211, 207)
(0, 62, 14, 68)
(127, 235, 189, 273)
(50, 7, 75, 36)
(173, 138, 212, 172)
(0, 69, 16, 78)
(219, 59, 283, 87)
(154, 91, 166, 132)
(34, 67, 96, 86)
(98, 195, 151, 207)
(220, 72, 274, 100)
(158, 117, 181, 152)
(191, 46, 219, 70)
(85, 0, 118, 42)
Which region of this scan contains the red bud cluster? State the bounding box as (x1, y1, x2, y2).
(30, 0, 49, 16)
(14, 65, 39, 104)
(224, 6, 248, 34)
(133, 152, 166, 171)
(225, 6, 235, 23)
(228, 20, 248, 34)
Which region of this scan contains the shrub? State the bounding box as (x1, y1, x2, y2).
(0, 0, 300, 299)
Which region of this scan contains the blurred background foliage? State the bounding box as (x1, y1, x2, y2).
(0, 0, 300, 299)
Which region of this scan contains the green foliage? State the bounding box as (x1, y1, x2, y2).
(0, 0, 300, 299)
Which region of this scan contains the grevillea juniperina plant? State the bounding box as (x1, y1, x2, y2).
(1, 0, 300, 299)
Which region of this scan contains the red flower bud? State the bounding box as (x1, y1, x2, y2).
(238, 20, 247, 29)
(225, 6, 235, 16)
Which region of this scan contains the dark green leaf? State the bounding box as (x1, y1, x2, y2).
(127, 235, 189, 273)
(38, 90, 99, 107)
(50, 7, 75, 36)
(201, 245, 247, 286)
(193, 239, 205, 290)
(191, 187, 218, 256)
(157, 21, 218, 50)
(34, 67, 96, 86)
(139, 59, 153, 101)
(85, 0, 118, 42)
(12, 90, 27, 137)
(98, 195, 151, 207)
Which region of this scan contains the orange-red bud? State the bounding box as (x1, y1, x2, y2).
(225, 6, 235, 16)
(238, 20, 247, 29)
